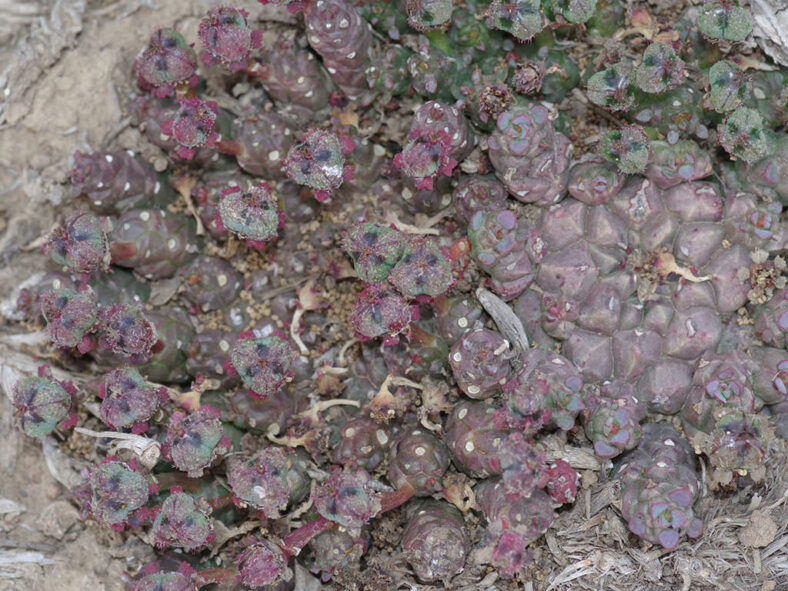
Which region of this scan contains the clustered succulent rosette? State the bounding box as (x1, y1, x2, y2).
(615, 424, 704, 550)
(487, 104, 572, 205)
(12, 367, 78, 438)
(394, 101, 474, 190)
(7, 0, 788, 586)
(344, 221, 454, 343)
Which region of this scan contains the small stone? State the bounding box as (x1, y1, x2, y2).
(738, 510, 777, 547)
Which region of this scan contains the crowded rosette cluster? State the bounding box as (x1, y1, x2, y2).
(6, 0, 788, 587)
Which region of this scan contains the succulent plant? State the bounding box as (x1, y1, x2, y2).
(543, 459, 579, 505)
(647, 140, 712, 189)
(401, 500, 469, 583)
(634, 42, 685, 94)
(283, 128, 352, 202)
(236, 540, 293, 589)
(387, 428, 450, 495)
(388, 236, 454, 298)
(12, 371, 76, 438)
(307, 526, 369, 578)
(313, 470, 382, 530)
(487, 104, 572, 205)
(697, 1, 753, 42)
(96, 303, 158, 364)
(77, 459, 151, 529)
(550, 0, 598, 23)
(230, 334, 298, 399)
(134, 28, 198, 97)
(486, 0, 545, 42)
(583, 382, 646, 457)
(497, 432, 548, 496)
(332, 418, 391, 471)
(449, 327, 512, 398)
(343, 222, 407, 283)
(136, 306, 195, 384)
(227, 446, 311, 517)
(304, 0, 375, 102)
(566, 158, 626, 205)
(99, 368, 166, 432)
(13, 0, 788, 584)
(217, 182, 281, 247)
(505, 349, 585, 430)
(615, 423, 703, 549)
(708, 60, 751, 112)
(161, 97, 220, 160)
(197, 6, 262, 71)
(178, 255, 243, 313)
(164, 406, 230, 477)
(468, 209, 541, 300)
(587, 63, 636, 111)
(599, 124, 652, 174)
(110, 209, 198, 280)
(451, 175, 508, 225)
(475, 480, 554, 577)
(445, 400, 509, 478)
(718, 107, 774, 163)
(47, 213, 112, 275)
(395, 101, 473, 190)
(129, 567, 197, 591)
(406, 0, 453, 31)
(250, 32, 331, 111)
(41, 286, 99, 351)
(152, 490, 214, 551)
(679, 350, 771, 473)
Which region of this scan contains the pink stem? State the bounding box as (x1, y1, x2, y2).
(192, 566, 237, 587)
(216, 137, 241, 156)
(154, 471, 201, 494)
(205, 493, 234, 512)
(379, 483, 415, 513)
(281, 515, 333, 557)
